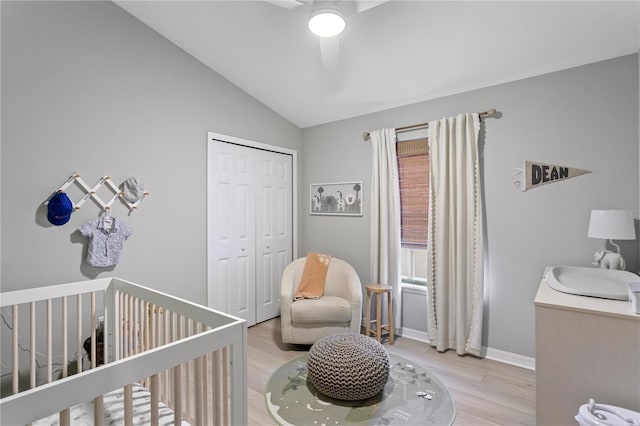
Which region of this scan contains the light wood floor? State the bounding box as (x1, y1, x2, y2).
(247, 318, 536, 425)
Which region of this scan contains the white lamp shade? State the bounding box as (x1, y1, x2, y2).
(308, 9, 345, 37)
(588, 209, 636, 240)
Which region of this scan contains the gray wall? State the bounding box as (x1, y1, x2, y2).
(301, 54, 639, 357)
(1, 1, 301, 302)
(401, 288, 428, 332)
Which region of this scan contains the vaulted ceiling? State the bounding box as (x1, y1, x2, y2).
(115, 1, 639, 128)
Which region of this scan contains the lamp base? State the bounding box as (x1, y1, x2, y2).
(592, 250, 626, 270)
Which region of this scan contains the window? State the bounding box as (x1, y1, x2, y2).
(400, 247, 428, 285)
(397, 137, 429, 285)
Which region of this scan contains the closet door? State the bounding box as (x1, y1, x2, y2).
(209, 141, 256, 326)
(255, 150, 293, 323)
(208, 137, 294, 327)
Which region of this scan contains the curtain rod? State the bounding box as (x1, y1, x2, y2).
(361, 108, 497, 141)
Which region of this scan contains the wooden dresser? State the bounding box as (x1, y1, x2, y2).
(534, 275, 640, 425)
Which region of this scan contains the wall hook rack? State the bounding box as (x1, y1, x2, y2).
(47, 172, 149, 213)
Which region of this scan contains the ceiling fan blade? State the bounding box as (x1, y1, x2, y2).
(262, 0, 305, 10)
(319, 37, 340, 69)
(354, 0, 390, 14)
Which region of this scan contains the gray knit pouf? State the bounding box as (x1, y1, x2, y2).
(307, 333, 390, 401)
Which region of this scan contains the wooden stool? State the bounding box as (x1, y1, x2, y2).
(365, 283, 394, 344)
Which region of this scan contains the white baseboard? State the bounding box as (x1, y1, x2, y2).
(483, 347, 535, 371)
(399, 327, 536, 371)
(399, 327, 429, 343)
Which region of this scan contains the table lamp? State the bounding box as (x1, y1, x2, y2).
(587, 209, 636, 270)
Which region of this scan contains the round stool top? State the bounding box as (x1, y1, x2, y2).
(366, 283, 392, 293)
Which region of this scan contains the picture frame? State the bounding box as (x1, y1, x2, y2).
(310, 181, 363, 216)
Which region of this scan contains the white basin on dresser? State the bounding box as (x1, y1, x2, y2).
(545, 265, 639, 300)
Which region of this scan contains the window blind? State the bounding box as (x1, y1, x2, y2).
(397, 137, 429, 249)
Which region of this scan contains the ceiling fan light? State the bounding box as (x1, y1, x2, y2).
(308, 9, 345, 38)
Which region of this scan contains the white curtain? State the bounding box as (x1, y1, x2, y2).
(369, 128, 402, 330)
(426, 113, 484, 356)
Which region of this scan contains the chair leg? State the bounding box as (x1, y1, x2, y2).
(376, 293, 382, 343)
(387, 291, 394, 345)
(365, 290, 371, 337)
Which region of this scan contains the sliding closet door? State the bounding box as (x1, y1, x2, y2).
(209, 141, 257, 326)
(255, 150, 293, 323)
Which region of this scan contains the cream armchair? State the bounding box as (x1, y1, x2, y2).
(280, 257, 362, 344)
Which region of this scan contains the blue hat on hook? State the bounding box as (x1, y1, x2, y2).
(47, 192, 73, 226)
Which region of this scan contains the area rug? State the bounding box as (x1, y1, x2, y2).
(265, 354, 456, 425)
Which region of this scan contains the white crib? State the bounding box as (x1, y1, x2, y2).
(0, 277, 247, 426)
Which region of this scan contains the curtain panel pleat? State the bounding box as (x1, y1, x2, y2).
(369, 129, 402, 331)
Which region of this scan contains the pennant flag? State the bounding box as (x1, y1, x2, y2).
(522, 160, 591, 191)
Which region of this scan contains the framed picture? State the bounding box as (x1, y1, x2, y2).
(310, 181, 363, 216)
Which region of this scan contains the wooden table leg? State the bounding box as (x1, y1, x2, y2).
(376, 293, 382, 342)
(365, 289, 371, 337)
(387, 290, 394, 344)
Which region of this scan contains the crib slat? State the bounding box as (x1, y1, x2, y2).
(124, 292, 129, 358)
(150, 373, 159, 426)
(133, 295, 138, 355)
(226, 345, 233, 425)
(141, 298, 145, 352)
(185, 318, 192, 422)
(30, 302, 36, 389)
(177, 314, 185, 421)
(138, 299, 144, 354)
(124, 294, 130, 357)
(59, 408, 70, 426)
(62, 296, 68, 378)
(124, 384, 133, 426)
(192, 320, 201, 424)
(139, 298, 144, 354)
(151, 304, 157, 350)
(145, 301, 150, 351)
(220, 347, 228, 426)
(120, 291, 125, 359)
(12, 304, 18, 394)
(213, 349, 221, 425)
(47, 299, 52, 383)
(94, 395, 104, 426)
(77, 294, 82, 373)
(173, 364, 182, 426)
(118, 293, 123, 359)
(122, 291, 127, 359)
(91, 292, 96, 369)
(225, 346, 231, 425)
(195, 350, 203, 425)
(127, 296, 136, 356)
(145, 301, 149, 349)
(164, 309, 172, 404)
(203, 351, 209, 426)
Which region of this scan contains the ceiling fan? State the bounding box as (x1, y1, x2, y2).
(265, 0, 389, 68)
